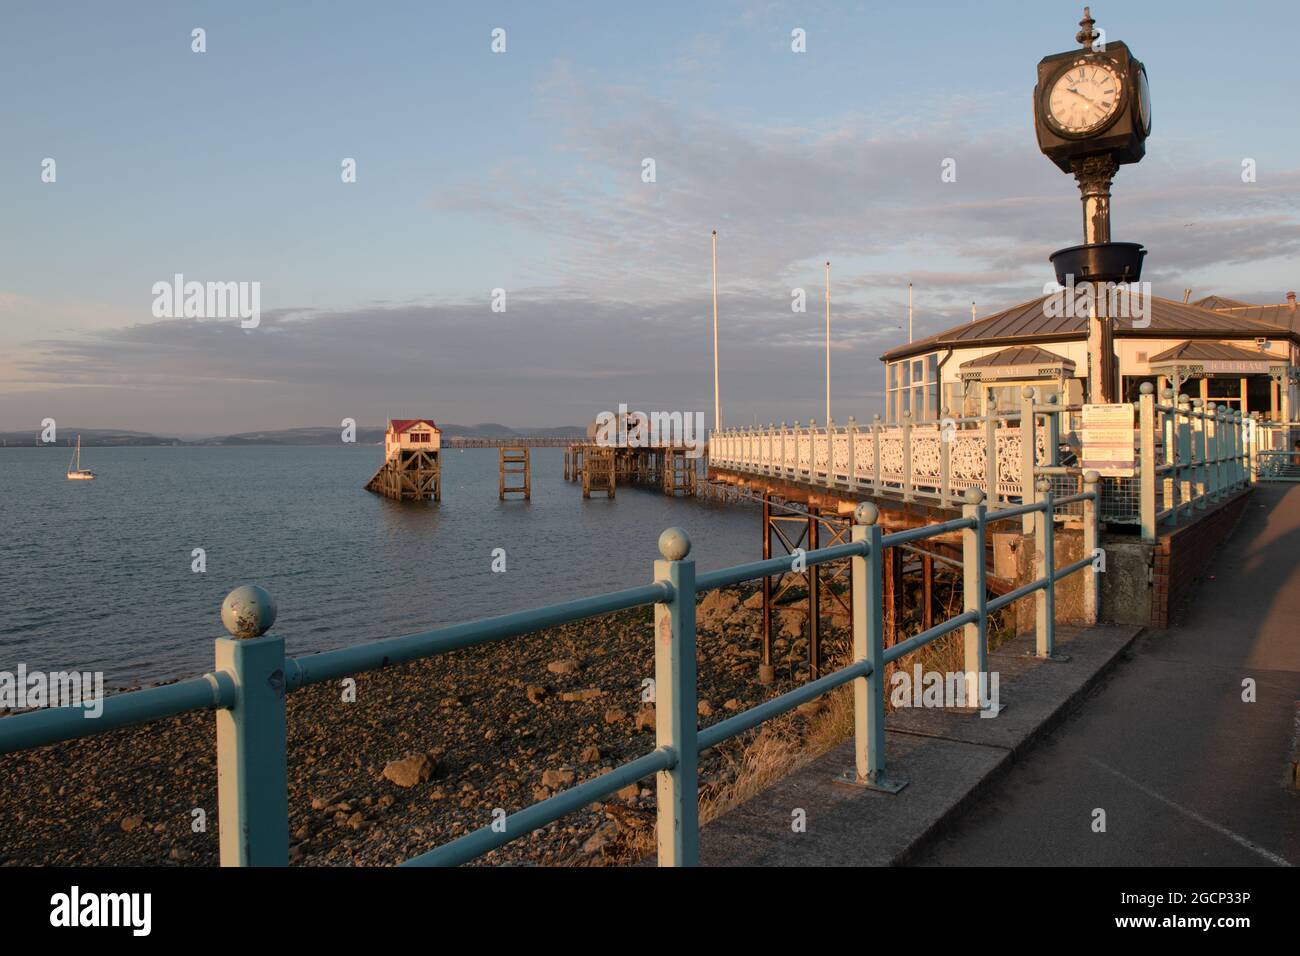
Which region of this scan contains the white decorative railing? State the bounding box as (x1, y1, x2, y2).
(709, 404, 1053, 509)
(710, 384, 1258, 543)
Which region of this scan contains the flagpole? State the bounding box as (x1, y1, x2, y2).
(712, 230, 720, 433)
(908, 281, 914, 344)
(824, 260, 831, 425)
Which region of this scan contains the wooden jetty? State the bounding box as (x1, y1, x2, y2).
(365, 418, 442, 501)
(566, 412, 703, 497)
(499, 446, 531, 500)
(581, 447, 616, 497)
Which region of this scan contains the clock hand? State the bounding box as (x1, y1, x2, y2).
(1067, 87, 1097, 105)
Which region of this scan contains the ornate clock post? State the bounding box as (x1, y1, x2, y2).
(1034, 7, 1152, 403)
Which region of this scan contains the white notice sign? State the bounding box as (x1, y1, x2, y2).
(1080, 403, 1135, 477)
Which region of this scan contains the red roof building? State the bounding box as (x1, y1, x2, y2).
(384, 419, 440, 460)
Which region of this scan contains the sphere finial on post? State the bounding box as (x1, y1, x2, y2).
(221, 585, 277, 639)
(658, 527, 691, 561)
(964, 487, 985, 505)
(853, 501, 879, 526)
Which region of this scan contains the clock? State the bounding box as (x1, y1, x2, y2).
(1034, 36, 1148, 173)
(1044, 57, 1124, 137)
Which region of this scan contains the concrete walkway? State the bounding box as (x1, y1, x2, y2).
(912, 483, 1300, 866)
(698, 483, 1299, 866)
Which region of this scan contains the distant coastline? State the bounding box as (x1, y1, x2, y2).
(0, 423, 585, 448)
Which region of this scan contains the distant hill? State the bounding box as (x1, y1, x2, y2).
(188, 427, 387, 446)
(0, 428, 184, 447)
(0, 424, 585, 447)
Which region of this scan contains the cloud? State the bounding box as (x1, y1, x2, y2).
(4, 283, 907, 432)
(7, 70, 1298, 431)
(433, 70, 1299, 317)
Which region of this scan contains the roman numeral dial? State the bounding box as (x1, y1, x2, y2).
(1046, 58, 1124, 136)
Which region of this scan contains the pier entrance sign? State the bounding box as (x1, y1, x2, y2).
(1079, 403, 1135, 477)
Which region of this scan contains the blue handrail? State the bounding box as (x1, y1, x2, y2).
(0, 480, 1101, 867)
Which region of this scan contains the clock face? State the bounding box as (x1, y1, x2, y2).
(1136, 65, 1152, 135)
(1046, 59, 1124, 136)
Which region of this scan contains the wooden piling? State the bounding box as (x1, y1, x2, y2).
(582, 447, 615, 498)
(365, 450, 441, 501)
(499, 447, 531, 500)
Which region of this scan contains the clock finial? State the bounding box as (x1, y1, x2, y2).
(1076, 6, 1099, 52)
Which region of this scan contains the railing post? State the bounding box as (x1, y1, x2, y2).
(825, 417, 835, 487)
(983, 412, 997, 503)
(794, 420, 803, 477)
(1224, 407, 1233, 490)
(216, 586, 288, 867)
(1235, 410, 1244, 486)
(871, 414, 882, 495)
(1161, 387, 1176, 523)
(1232, 411, 1244, 487)
(809, 419, 819, 480)
(1247, 411, 1259, 483)
(1239, 412, 1248, 486)
(653, 528, 698, 867)
(1046, 394, 1061, 467)
(1020, 386, 1037, 534)
(1196, 400, 1206, 512)
(846, 415, 858, 490)
(1033, 478, 1065, 660)
(1139, 382, 1156, 542)
(1227, 408, 1237, 486)
(1205, 402, 1219, 501)
(1177, 395, 1192, 505)
(960, 489, 988, 710)
(901, 410, 914, 501)
(939, 407, 952, 509)
(779, 421, 788, 476)
(1223, 408, 1233, 489)
(842, 503, 906, 792)
(1082, 470, 1100, 625)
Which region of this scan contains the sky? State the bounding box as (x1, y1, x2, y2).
(2, 0, 1298, 435)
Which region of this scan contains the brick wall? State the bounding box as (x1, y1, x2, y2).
(1151, 489, 1252, 629)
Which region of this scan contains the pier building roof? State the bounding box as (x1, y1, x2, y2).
(882, 294, 1295, 364)
(387, 419, 439, 433)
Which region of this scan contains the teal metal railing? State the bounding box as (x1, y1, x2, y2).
(0, 478, 1100, 867)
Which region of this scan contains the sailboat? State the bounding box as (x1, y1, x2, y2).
(66, 435, 96, 480)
